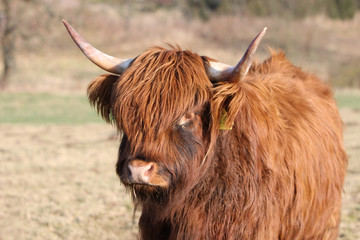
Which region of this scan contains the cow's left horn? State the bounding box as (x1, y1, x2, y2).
(62, 20, 132, 75)
(206, 27, 267, 82)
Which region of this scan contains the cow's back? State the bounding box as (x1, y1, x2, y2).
(230, 52, 347, 239)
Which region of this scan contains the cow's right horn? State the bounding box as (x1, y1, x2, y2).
(205, 27, 267, 83)
(62, 20, 132, 75)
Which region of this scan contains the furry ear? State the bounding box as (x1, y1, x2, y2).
(211, 81, 245, 132)
(87, 74, 118, 123)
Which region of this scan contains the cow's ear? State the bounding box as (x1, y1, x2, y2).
(87, 74, 118, 123)
(211, 81, 244, 131)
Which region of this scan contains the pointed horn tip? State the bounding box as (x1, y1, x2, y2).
(62, 19, 74, 33)
(62, 19, 69, 27)
(260, 27, 267, 36)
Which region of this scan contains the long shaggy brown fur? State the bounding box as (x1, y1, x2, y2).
(87, 46, 347, 240)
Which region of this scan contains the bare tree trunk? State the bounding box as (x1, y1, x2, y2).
(0, 0, 16, 90)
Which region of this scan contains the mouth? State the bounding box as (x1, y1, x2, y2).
(123, 180, 169, 203)
(120, 177, 149, 187)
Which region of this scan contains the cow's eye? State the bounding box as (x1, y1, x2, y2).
(177, 113, 196, 131)
(179, 120, 193, 130)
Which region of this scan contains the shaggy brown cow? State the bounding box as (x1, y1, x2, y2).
(63, 20, 347, 240)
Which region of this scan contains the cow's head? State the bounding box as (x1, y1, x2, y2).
(63, 20, 266, 203)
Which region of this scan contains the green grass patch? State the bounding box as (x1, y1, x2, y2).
(0, 92, 359, 124)
(0, 93, 104, 124)
(335, 92, 360, 109)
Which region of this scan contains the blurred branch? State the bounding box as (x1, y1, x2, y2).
(0, 0, 16, 89)
(0, 0, 61, 89)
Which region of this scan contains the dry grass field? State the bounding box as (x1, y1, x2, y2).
(0, 93, 359, 240)
(0, 4, 360, 239)
(0, 124, 138, 240)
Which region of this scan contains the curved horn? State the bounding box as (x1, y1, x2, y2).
(62, 20, 132, 75)
(206, 27, 267, 82)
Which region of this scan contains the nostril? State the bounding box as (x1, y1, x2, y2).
(143, 163, 154, 177)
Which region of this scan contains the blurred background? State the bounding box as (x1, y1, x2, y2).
(0, 0, 359, 239)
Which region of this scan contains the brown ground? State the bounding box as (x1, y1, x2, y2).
(0, 124, 137, 240)
(0, 108, 359, 240)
